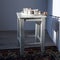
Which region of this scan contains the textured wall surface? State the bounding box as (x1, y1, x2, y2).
(0, 0, 47, 30)
(47, 0, 60, 51)
(0, 1, 2, 30)
(52, 0, 60, 51)
(47, 0, 53, 40)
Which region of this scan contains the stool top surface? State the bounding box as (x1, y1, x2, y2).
(16, 12, 47, 19)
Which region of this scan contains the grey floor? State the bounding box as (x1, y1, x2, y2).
(0, 30, 55, 50)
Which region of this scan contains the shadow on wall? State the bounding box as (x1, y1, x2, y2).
(52, 17, 59, 31)
(51, 16, 59, 46)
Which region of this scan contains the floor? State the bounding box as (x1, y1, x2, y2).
(0, 30, 56, 50)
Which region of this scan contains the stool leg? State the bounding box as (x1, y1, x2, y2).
(40, 18, 45, 53)
(37, 24, 40, 39)
(35, 23, 39, 42)
(39, 23, 41, 42)
(35, 23, 37, 42)
(19, 19, 24, 55)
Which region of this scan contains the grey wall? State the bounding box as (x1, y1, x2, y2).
(47, 0, 58, 44)
(52, 0, 60, 51)
(0, 0, 2, 29)
(0, 0, 47, 30)
(0, 2, 1, 20)
(47, 0, 60, 51)
(47, 0, 53, 39)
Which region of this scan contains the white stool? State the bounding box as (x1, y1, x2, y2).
(16, 12, 47, 55)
